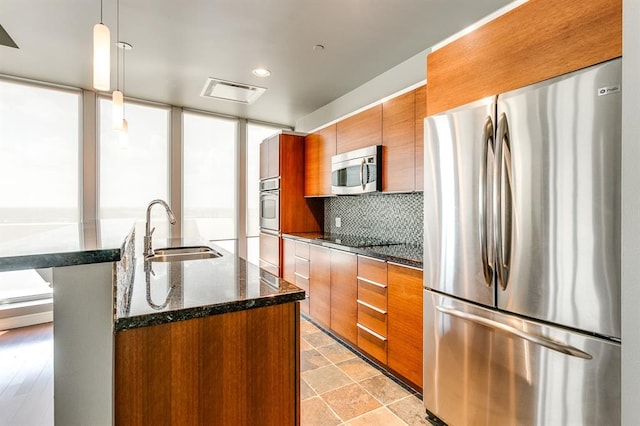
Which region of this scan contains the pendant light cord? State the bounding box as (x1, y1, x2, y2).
(100, 0, 104, 23)
(123, 48, 126, 116)
(116, 0, 120, 91)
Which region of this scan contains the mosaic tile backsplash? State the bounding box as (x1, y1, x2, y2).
(324, 192, 423, 244)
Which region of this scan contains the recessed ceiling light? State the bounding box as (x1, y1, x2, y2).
(252, 68, 271, 77)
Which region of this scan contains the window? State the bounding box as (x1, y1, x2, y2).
(0, 79, 81, 252)
(183, 111, 238, 240)
(98, 98, 170, 247)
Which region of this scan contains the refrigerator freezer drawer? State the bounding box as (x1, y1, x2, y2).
(423, 290, 620, 426)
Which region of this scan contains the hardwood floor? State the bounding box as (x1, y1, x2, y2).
(0, 322, 53, 426)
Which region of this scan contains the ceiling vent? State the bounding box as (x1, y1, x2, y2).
(0, 23, 18, 49)
(200, 78, 266, 104)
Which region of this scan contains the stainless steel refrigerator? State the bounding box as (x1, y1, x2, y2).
(423, 58, 621, 425)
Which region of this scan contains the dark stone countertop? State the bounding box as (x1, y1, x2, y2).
(114, 236, 305, 332)
(0, 221, 122, 272)
(282, 232, 423, 269)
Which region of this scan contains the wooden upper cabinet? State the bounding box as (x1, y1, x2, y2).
(382, 90, 415, 193)
(387, 264, 423, 390)
(426, 0, 622, 115)
(336, 105, 382, 154)
(259, 134, 280, 180)
(414, 85, 426, 191)
(304, 124, 336, 197)
(279, 133, 323, 234)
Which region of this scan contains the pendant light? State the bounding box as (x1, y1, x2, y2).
(117, 41, 132, 148)
(93, 0, 110, 91)
(112, 0, 123, 130)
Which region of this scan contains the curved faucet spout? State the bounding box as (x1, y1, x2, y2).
(144, 199, 176, 258)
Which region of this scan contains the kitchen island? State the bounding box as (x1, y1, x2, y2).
(0, 224, 304, 426)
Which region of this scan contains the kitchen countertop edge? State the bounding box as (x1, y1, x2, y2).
(0, 248, 122, 273)
(282, 232, 423, 269)
(114, 286, 305, 332)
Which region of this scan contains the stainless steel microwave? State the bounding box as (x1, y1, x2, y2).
(331, 145, 382, 195)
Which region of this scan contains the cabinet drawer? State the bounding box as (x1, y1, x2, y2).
(295, 257, 310, 278)
(295, 273, 310, 293)
(357, 300, 387, 337)
(357, 324, 387, 364)
(358, 279, 387, 310)
(295, 242, 310, 259)
(357, 256, 387, 285)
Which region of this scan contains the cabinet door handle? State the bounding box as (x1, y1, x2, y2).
(357, 276, 387, 288)
(294, 272, 309, 280)
(357, 299, 387, 314)
(357, 323, 387, 341)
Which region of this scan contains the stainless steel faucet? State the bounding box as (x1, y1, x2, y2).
(144, 199, 177, 258)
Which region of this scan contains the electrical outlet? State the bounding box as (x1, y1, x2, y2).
(335, 217, 341, 228)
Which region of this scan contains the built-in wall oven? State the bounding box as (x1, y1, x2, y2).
(259, 177, 280, 232)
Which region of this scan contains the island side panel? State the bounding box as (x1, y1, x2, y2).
(114, 302, 300, 425)
(52, 262, 115, 426)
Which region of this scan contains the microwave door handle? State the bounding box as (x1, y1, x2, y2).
(360, 158, 366, 190)
(480, 116, 495, 286)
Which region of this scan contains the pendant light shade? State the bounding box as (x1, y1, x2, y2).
(112, 90, 124, 130)
(93, 23, 110, 91)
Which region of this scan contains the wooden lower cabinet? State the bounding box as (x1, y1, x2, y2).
(114, 303, 300, 425)
(387, 263, 423, 390)
(259, 232, 280, 277)
(283, 238, 296, 284)
(330, 249, 357, 345)
(309, 245, 331, 328)
(283, 238, 310, 314)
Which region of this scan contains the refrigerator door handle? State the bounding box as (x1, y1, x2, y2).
(480, 115, 495, 286)
(435, 305, 593, 360)
(495, 112, 514, 290)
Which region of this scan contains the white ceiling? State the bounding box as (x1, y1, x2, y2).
(0, 0, 511, 127)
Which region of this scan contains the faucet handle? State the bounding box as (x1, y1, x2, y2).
(150, 227, 156, 236)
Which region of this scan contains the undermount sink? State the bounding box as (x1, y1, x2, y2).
(147, 246, 222, 262)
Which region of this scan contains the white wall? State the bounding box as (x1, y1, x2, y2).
(621, 0, 640, 423)
(294, 49, 428, 133)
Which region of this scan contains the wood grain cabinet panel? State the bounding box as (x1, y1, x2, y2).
(357, 324, 387, 364)
(426, 0, 622, 115)
(336, 105, 382, 154)
(309, 245, 331, 328)
(387, 263, 423, 390)
(259, 232, 280, 276)
(357, 255, 387, 285)
(382, 90, 416, 192)
(304, 124, 336, 197)
(282, 238, 296, 284)
(330, 249, 358, 345)
(114, 303, 300, 425)
(414, 85, 426, 191)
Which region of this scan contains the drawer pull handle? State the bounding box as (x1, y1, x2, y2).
(357, 299, 387, 314)
(294, 256, 309, 262)
(357, 276, 387, 288)
(294, 272, 309, 280)
(357, 323, 387, 341)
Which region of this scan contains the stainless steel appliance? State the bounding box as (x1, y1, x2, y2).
(423, 58, 622, 425)
(259, 177, 280, 232)
(331, 145, 382, 195)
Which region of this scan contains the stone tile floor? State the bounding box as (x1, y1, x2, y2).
(300, 317, 430, 426)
